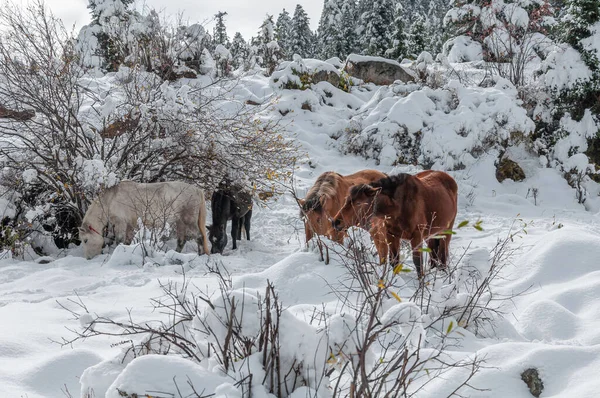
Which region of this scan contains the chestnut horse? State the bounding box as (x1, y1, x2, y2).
(332, 170, 458, 277)
(299, 170, 387, 244)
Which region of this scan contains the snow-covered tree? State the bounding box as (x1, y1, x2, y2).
(85, 0, 134, 71)
(316, 0, 343, 59)
(230, 32, 250, 69)
(557, 0, 600, 115)
(444, 0, 554, 86)
(341, 1, 359, 58)
(213, 11, 229, 47)
(254, 15, 283, 74)
(426, 0, 449, 55)
(290, 4, 314, 58)
(386, 2, 409, 60)
(407, 14, 428, 59)
(275, 9, 293, 59)
(360, 0, 394, 56)
(339, 0, 359, 58)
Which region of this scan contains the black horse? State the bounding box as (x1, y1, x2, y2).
(208, 185, 253, 254)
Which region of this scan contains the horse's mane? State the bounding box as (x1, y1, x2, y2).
(371, 174, 410, 197)
(303, 172, 342, 212)
(349, 183, 375, 199)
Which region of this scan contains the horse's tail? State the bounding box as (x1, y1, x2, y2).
(198, 190, 211, 255)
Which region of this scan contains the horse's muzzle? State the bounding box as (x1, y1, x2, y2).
(332, 218, 344, 232)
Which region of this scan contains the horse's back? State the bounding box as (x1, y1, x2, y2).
(417, 171, 457, 197)
(344, 169, 387, 185)
(417, 171, 458, 227)
(110, 181, 204, 226)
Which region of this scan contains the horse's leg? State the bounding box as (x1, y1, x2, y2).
(372, 232, 388, 265)
(237, 217, 243, 240)
(112, 222, 128, 245)
(439, 234, 451, 268)
(231, 218, 239, 250)
(244, 210, 252, 240)
(428, 238, 440, 268)
(411, 235, 424, 278)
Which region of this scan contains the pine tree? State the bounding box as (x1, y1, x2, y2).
(559, 0, 600, 114)
(426, 0, 448, 56)
(276, 9, 293, 59)
(230, 32, 249, 70)
(88, 0, 133, 23)
(255, 15, 283, 74)
(340, 0, 359, 58)
(316, 0, 343, 59)
(360, 0, 394, 56)
(86, 0, 134, 71)
(407, 14, 427, 58)
(386, 2, 409, 60)
(213, 11, 229, 47)
(290, 4, 314, 58)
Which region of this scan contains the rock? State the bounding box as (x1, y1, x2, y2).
(343, 54, 416, 85)
(521, 368, 543, 397)
(496, 158, 526, 182)
(312, 69, 339, 87)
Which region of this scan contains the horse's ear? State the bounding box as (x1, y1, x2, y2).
(366, 186, 382, 197)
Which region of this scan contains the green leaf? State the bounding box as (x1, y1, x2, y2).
(442, 229, 457, 235)
(457, 220, 469, 228)
(446, 321, 454, 334)
(473, 220, 483, 231)
(418, 247, 432, 253)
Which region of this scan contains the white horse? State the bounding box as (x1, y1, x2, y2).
(78, 181, 210, 259)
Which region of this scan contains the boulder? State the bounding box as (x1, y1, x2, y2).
(312, 69, 339, 87)
(496, 158, 526, 182)
(343, 54, 416, 85)
(521, 368, 543, 398)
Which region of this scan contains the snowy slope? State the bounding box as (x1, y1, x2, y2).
(2, 65, 600, 398)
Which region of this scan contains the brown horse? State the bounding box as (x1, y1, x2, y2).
(299, 170, 387, 244)
(332, 170, 458, 277)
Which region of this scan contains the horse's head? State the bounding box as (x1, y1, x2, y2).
(79, 223, 104, 259)
(299, 196, 331, 242)
(208, 223, 227, 254)
(332, 184, 381, 232)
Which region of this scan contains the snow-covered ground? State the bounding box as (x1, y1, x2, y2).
(2, 66, 600, 398)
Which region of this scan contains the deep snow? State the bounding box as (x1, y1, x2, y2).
(2, 67, 600, 398)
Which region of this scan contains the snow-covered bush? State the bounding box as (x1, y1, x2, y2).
(341, 78, 535, 169)
(444, 0, 555, 86)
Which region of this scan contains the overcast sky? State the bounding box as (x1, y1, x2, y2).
(45, 0, 323, 41)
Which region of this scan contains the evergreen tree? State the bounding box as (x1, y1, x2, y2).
(290, 4, 314, 58)
(255, 15, 283, 74)
(88, 0, 133, 23)
(213, 11, 229, 47)
(316, 0, 343, 59)
(559, 0, 600, 114)
(386, 2, 409, 60)
(275, 9, 293, 59)
(407, 14, 427, 58)
(360, 0, 394, 56)
(340, 0, 359, 58)
(230, 32, 250, 70)
(426, 0, 448, 56)
(86, 0, 134, 71)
